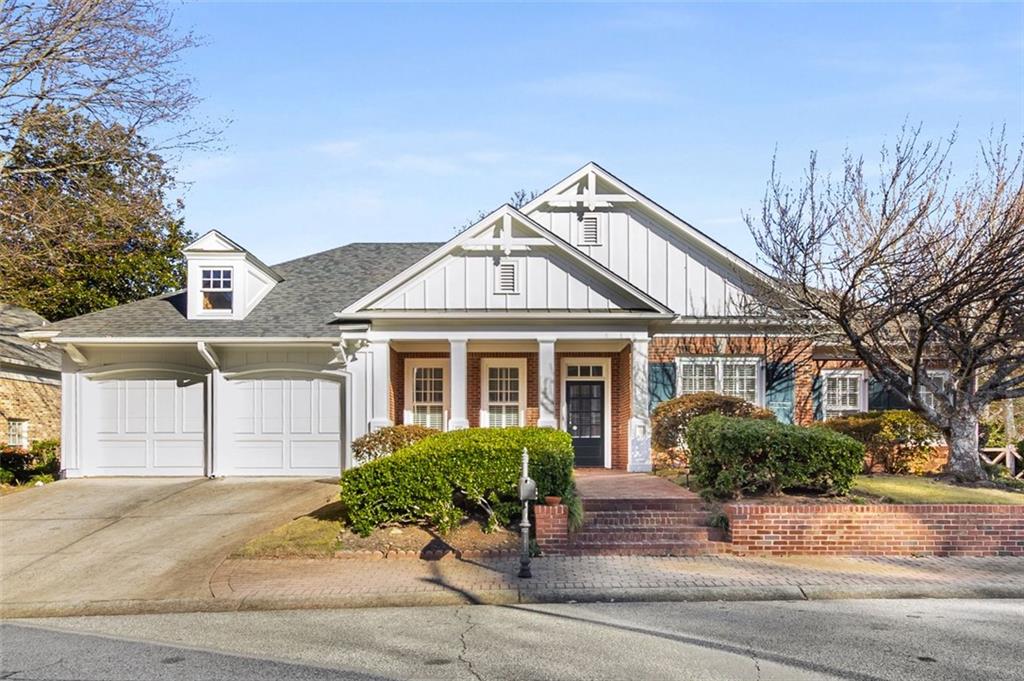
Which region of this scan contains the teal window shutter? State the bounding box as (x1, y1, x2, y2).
(812, 372, 824, 421)
(765, 361, 795, 424)
(868, 377, 911, 411)
(649, 362, 677, 412)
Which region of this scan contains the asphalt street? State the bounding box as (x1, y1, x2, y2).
(3, 598, 1021, 680)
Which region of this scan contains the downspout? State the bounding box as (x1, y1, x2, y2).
(197, 342, 220, 477)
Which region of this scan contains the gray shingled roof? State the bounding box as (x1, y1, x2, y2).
(45, 242, 442, 339)
(1, 304, 61, 372)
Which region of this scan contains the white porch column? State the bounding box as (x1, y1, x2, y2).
(538, 338, 557, 429)
(448, 338, 469, 430)
(628, 338, 652, 472)
(368, 339, 392, 431)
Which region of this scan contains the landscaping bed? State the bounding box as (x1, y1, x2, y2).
(234, 498, 520, 560)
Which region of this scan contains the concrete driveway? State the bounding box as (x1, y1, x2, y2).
(0, 478, 336, 610)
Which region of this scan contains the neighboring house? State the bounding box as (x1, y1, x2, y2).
(23, 163, 913, 477)
(1, 305, 61, 448)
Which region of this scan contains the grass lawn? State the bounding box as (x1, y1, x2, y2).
(852, 475, 1024, 505)
(234, 499, 347, 558)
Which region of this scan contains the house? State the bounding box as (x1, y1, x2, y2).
(1, 305, 62, 448)
(23, 163, 906, 477)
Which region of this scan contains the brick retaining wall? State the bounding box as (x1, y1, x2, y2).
(726, 503, 1024, 557)
(534, 504, 569, 554)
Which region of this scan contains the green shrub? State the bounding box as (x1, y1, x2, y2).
(823, 410, 939, 474)
(0, 468, 14, 485)
(687, 414, 864, 498)
(651, 392, 775, 453)
(27, 473, 54, 485)
(340, 427, 574, 536)
(0, 446, 33, 478)
(0, 440, 61, 483)
(351, 425, 437, 465)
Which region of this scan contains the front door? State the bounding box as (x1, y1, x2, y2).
(566, 380, 605, 467)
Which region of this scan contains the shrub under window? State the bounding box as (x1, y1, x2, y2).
(351, 425, 438, 465)
(340, 427, 573, 536)
(687, 414, 864, 498)
(651, 392, 775, 453)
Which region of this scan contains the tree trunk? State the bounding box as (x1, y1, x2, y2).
(944, 410, 985, 480)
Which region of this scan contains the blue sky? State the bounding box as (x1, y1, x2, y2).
(171, 2, 1023, 265)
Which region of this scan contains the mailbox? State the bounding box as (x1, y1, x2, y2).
(518, 475, 537, 501)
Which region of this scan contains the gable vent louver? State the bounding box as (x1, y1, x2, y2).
(579, 215, 600, 245)
(496, 261, 519, 294)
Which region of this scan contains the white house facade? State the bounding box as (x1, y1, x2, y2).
(25, 163, 893, 478)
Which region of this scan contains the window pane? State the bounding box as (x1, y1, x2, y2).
(412, 405, 444, 429)
(722, 362, 757, 402)
(679, 362, 717, 394)
(825, 375, 861, 417)
(487, 366, 520, 428)
(202, 291, 233, 310)
(414, 367, 444, 404)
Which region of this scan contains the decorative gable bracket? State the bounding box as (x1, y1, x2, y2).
(541, 168, 636, 211)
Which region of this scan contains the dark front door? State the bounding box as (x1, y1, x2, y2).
(566, 380, 604, 467)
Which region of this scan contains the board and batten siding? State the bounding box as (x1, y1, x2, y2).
(528, 207, 752, 316)
(374, 252, 644, 311)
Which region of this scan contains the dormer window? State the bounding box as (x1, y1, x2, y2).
(201, 268, 233, 311)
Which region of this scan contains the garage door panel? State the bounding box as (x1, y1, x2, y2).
(290, 440, 339, 469)
(81, 379, 205, 476)
(231, 441, 285, 469)
(220, 377, 343, 476)
(95, 440, 150, 468)
(153, 440, 204, 469)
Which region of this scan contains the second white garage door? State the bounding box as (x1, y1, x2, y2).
(218, 378, 343, 476)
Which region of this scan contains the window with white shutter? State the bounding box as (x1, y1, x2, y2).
(411, 366, 445, 430)
(481, 358, 526, 428)
(676, 357, 764, 405)
(7, 419, 29, 448)
(822, 371, 866, 419)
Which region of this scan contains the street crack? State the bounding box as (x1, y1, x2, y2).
(457, 606, 485, 681)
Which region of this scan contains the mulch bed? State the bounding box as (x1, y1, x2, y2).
(335, 518, 521, 560)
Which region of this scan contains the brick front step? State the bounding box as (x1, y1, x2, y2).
(570, 528, 713, 544)
(582, 498, 704, 513)
(581, 511, 710, 527)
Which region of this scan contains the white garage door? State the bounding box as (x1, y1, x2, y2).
(81, 379, 206, 476)
(218, 378, 342, 476)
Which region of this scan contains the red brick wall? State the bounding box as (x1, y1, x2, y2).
(726, 503, 1024, 556)
(0, 377, 61, 445)
(648, 336, 871, 425)
(534, 504, 569, 554)
(467, 353, 539, 427)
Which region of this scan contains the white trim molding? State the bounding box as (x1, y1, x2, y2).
(675, 355, 766, 406)
(479, 357, 528, 428)
(561, 356, 613, 469)
(404, 357, 450, 431)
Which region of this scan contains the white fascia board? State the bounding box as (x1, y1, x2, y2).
(523, 162, 777, 288)
(335, 311, 673, 321)
(340, 203, 672, 315)
(47, 336, 341, 345)
(367, 329, 652, 342)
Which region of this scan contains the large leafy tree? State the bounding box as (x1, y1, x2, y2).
(0, 107, 193, 320)
(747, 127, 1024, 480)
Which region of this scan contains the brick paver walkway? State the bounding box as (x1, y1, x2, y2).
(210, 554, 1024, 604)
(574, 469, 699, 500)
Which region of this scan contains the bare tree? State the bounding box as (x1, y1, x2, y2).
(0, 0, 213, 180)
(454, 188, 540, 232)
(746, 126, 1024, 480)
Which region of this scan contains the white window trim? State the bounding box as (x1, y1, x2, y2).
(920, 369, 951, 411)
(479, 357, 527, 428)
(198, 266, 235, 317)
(675, 356, 766, 406)
(821, 369, 868, 419)
(575, 213, 603, 247)
(493, 260, 520, 295)
(404, 358, 450, 431)
(560, 357, 612, 469)
(7, 419, 29, 448)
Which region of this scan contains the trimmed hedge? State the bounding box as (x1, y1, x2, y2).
(340, 427, 574, 536)
(651, 392, 775, 453)
(351, 425, 438, 464)
(822, 410, 940, 474)
(687, 415, 864, 498)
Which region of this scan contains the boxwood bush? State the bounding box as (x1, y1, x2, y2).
(340, 427, 574, 536)
(687, 415, 864, 498)
(651, 392, 775, 453)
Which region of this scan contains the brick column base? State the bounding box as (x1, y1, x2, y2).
(534, 504, 569, 555)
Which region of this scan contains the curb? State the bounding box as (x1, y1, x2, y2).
(4, 583, 1022, 619)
